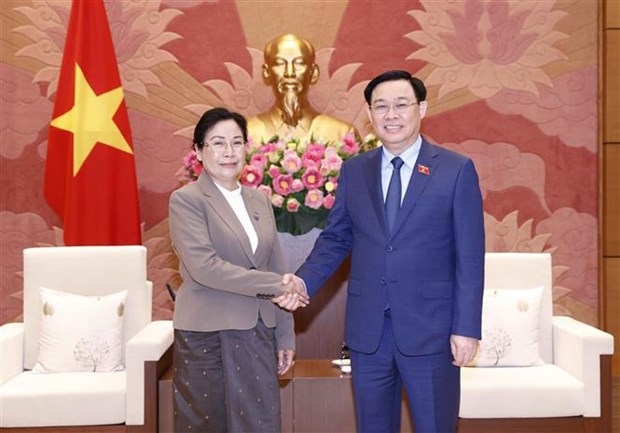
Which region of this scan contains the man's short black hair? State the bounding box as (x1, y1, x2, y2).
(363, 70, 427, 104)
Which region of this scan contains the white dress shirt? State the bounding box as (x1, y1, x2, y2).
(381, 135, 422, 204)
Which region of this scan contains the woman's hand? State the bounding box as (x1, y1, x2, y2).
(277, 349, 295, 375)
(271, 274, 309, 311)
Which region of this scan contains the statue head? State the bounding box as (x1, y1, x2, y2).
(262, 34, 319, 126)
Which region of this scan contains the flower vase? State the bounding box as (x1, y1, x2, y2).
(277, 227, 322, 272)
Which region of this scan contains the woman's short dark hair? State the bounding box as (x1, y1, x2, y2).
(193, 108, 248, 150)
(363, 70, 427, 104)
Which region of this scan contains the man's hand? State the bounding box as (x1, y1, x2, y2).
(271, 273, 309, 311)
(277, 349, 295, 375)
(450, 335, 479, 367)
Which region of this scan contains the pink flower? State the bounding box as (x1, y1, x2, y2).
(274, 137, 288, 151)
(257, 185, 273, 197)
(261, 142, 278, 153)
(268, 165, 281, 179)
(304, 143, 325, 164)
(182, 151, 203, 180)
(305, 189, 324, 209)
(323, 193, 336, 209)
(250, 154, 268, 169)
(301, 153, 320, 169)
(340, 132, 360, 155)
(271, 194, 284, 208)
(260, 142, 280, 164)
(291, 179, 304, 193)
(286, 198, 301, 212)
(240, 165, 263, 188)
(282, 150, 302, 174)
(272, 174, 294, 196)
(301, 168, 325, 190)
(321, 147, 343, 173)
(183, 150, 196, 165)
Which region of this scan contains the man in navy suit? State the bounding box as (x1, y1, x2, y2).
(282, 70, 485, 432)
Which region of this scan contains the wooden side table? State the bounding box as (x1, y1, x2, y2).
(291, 359, 357, 432)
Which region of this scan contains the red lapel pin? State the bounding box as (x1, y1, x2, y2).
(417, 164, 430, 175)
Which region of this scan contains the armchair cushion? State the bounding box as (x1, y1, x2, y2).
(460, 365, 584, 418)
(0, 371, 125, 427)
(33, 287, 128, 373)
(469, 286, 544, 367)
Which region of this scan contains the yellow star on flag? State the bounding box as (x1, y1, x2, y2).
(50, 63, 133, 176)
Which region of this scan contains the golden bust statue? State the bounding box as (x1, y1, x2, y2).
(247, 33, 358, 144)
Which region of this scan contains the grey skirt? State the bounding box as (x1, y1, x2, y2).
(173, 319, 281, 433)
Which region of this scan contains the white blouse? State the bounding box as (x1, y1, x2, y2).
(214, 183, 258, 253)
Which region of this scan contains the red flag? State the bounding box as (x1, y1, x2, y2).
(417, 164, 430, 175)
(45, 0, 141, 246)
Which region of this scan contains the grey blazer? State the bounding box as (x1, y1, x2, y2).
(169, 173, 294, 350)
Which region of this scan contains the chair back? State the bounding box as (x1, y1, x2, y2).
(22, 246, 151, 370)
(484, 252, 553, 363)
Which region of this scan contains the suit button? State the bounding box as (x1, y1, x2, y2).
(386, 245, 394, 252)
(380, 278, 387, 285)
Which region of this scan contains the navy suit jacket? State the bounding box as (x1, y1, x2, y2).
(297, 137, 485, 356)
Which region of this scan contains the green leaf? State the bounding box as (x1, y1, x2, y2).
(274, 207, 329, 235)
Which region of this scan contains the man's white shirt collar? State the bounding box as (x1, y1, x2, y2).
(381, 135, 422, 169)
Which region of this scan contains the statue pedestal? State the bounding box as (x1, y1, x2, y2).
(278, 228, 349, 360)
(277, 228, 322, 272)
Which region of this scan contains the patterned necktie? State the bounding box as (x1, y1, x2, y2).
(385, 157, 404, 233)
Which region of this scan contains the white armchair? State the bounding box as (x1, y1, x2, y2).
(0, 246, 174, 432)
(458, 253, 614, 433)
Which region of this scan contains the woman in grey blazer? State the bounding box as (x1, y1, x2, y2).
(169, 108, 298, 432)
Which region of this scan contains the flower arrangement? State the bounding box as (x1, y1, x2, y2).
(176, 132, 378, 235)
(175, 150, 203, 184)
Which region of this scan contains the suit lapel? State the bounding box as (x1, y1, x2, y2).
(391, 139, 439, 237)
(197, 174, 257, 266)
(241, 187, 265, 265)
(363, 149, 390, 235)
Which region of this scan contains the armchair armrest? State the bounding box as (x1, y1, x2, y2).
(552, 315, 614, 416)
(0, 323, 24, 385)
(125, 320, 174, 425)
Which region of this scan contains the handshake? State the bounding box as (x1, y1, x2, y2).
(271, 273, 309, 311)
